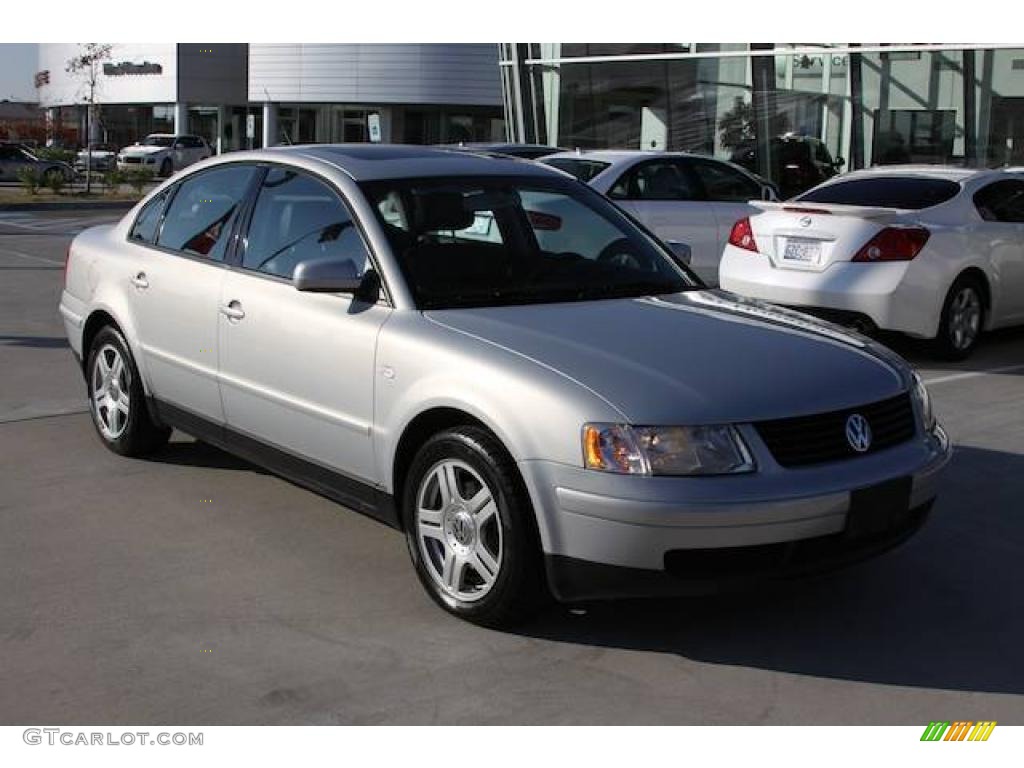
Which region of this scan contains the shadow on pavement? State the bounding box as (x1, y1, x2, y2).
(0, 335, 69, 348)
(153, 438, 268, 474)
(519, 444, 1024, 695)
(880, 325, 1024, 374)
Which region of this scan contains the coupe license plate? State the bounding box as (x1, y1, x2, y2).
(845, 476, 913, 540)
(782, 238, 822, 264)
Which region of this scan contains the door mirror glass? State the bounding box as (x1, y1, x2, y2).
(293, 257, 367, 294)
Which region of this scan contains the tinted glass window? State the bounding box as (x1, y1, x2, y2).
(609, 161, 701, 201)
(799, 177, 961, 209)
(129, 191, 169, 243)
(542, 158, 611, 183)
(363, 177, 695, 310)
(156, 165, 256, 261)
(243, 167, 370, 280)
(689, 159, 761, 202)
(973, 179, 1024, 223)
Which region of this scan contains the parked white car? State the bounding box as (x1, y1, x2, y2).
(543, 150, 776, 284)
(719, 166, 1024, 358)
(117, 134, 212, 177)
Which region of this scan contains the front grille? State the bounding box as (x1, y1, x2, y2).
(122, 157, 141, 164)
(755, 392, 916, 468)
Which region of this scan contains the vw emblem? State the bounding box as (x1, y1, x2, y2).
(799, 215, 813, 228)
(845, 413, 872, 453)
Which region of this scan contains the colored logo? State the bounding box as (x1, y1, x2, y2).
(845, 413, 872, 452)
(920, 721, 997, 742)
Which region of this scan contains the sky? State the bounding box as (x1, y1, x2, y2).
(0, 44, 39, 101)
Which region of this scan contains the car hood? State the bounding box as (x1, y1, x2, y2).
(120, 145, 166, 156)
(426, 290, 910, 424)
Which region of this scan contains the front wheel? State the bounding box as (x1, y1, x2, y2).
(402, 426, 546, 627)
(86, 326, 171, 456)
(933, 277, 985, 360)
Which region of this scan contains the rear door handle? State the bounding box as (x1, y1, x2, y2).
(219, 300, 245, 321)
(130, 271, 149, 289)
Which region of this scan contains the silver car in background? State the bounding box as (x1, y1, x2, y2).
(59, 145, 951, 627)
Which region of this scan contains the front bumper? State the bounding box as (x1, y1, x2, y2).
(520, 424, 951, 602)
(719, 245, 941, 338)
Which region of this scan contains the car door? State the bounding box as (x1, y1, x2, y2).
(974, 179, 1024, 322)
(127, 163, 259, 421)
(606, 159, 721, 284)
(687, 157, 764, 283)
(217, 165, 391, 483)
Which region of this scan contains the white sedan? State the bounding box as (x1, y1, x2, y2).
(719, 166, 1024, 358)
(543, 150, 776, 284)
(117, 134, 213, 177)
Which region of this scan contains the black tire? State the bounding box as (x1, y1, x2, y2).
(402, 426, 546, 627)
(85, 326, 171, 457)
(932, 275, 986, 360)
(159, 158, 172, 177)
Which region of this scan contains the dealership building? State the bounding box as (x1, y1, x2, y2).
(35, 44, 504, 151)
(500, 44, 1024, 185)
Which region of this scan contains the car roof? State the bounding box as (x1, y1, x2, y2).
(836, 165, 988, 182)
(267, 143, 563, 182)
(544, 149, 687, 164)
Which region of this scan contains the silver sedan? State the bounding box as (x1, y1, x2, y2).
(59, 145, 951, 626)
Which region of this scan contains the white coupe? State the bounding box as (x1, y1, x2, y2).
(719, 166, 1024, 358)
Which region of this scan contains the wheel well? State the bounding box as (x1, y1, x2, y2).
(391, 407, 491, 524)
(81, 310, 119, 376)
(957, 267, 991, 310)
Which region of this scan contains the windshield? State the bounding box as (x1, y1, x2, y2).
(543, 158, 611, 183)
(799, 176, 961, 209)
(142, 135, 175, 147)
(362, 176, 696, 310)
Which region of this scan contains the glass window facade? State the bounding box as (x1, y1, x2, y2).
(502, 44, 1024, 197)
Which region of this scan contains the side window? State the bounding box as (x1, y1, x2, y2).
(129, 191, 169, 243)
(156, 165, 256, 261)
(242, 167, 371, 280)
(609, 161, 701, 201)
(689, 159, 761, 202)
(974, 180, 1024, 223)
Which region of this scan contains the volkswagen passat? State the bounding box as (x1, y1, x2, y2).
(59, 145, 951, 627)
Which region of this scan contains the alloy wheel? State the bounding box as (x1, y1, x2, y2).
(91, 343, 131, 440)
(948, 286, 981, 351)
(415, 459, 503, 602)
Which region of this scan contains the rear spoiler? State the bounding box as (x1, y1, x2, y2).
(749, 201, 908, 219)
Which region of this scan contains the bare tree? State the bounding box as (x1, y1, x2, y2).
(66, 44, 112, 194)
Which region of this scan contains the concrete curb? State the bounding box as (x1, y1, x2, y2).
(0, 200, 139, 213)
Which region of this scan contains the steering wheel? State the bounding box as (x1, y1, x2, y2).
(596, 237, 651, 271)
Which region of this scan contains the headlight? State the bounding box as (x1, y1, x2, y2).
(583, 423, 754, 476)
(911, 372, 935, 431)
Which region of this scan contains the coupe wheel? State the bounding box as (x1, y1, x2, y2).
(86, 326, 170, 456)
(934, 277, 984, 360)
(402, 426, 545, 627)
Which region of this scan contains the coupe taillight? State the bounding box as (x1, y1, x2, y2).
(728, 217, 759, 252)
(852, 226, 930, 262)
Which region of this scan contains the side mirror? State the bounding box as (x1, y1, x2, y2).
(665, 240, 692, 266)
(294, 257, 377, 299)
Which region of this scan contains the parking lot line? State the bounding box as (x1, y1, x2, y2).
(923, 364, 1024, 386)
(0, 246, 64, 266)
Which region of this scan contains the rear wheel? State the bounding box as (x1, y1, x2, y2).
(402, 426, 545, 627)
(86, 326, 170, 456)
(933, 277, 985, 360)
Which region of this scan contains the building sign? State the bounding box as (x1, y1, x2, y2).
(103, 61, 164, 77)
(367, 112, 382, 143)
(34, 70, 50, 88)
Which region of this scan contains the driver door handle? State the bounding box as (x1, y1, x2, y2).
(130, 271, 149, 289)
(219, 301, 245, 321)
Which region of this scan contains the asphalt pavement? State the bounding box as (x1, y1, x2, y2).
(1, 210, 1022, 724)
